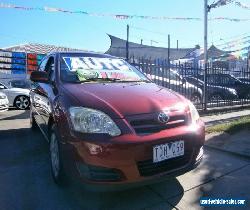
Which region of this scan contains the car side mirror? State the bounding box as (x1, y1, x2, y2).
(30, 71, 49, 83)
(0, 85, 5, 89)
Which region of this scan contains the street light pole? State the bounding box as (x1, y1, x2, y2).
(203, 0, 208, 110)
(126, 24, 129, 61)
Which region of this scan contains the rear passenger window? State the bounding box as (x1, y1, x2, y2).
(38, 58, 48, 72)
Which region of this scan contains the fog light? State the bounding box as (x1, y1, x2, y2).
(85, 142, 103, 155)
(196, 146, 204, 161)
(76, 162, 122, 182)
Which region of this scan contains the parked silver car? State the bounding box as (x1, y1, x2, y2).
(0, 82, 30, 110)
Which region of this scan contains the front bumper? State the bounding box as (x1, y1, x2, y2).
(59, 120, 205, 189)
(0, 102, 9, 112)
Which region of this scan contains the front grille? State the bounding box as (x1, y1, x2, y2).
(137, 150, 193, 177)
(130, 114, 187, 135)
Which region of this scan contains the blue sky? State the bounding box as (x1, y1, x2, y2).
(0, 0, 250, 52)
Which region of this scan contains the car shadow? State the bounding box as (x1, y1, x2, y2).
(0, 123, 184, 210)
(64, 177, 184, 210)
(0, 109, 29, 120)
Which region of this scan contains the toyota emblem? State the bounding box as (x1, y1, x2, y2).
(158, 112, 169, 124)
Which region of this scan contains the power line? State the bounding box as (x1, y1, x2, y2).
(130, 25, 201, 46)
(130, 26, 168, 37)
(211, 31, 250, 45)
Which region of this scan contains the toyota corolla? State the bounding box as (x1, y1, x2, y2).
(30, 52, 205, 190)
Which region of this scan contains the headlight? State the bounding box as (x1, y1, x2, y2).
(69, 107, 121, 137)
(188, 100, 200, 122)
(228, 88, 237, 95)
(0, 95, 6, 99)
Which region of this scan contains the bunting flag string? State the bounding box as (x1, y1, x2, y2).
(217, 35, 250, 47)
(0, 3, 200, 20)
(211, 17, 250, 21)
(210, 0, 250, 11)
(209, 0, 234, 10)
(1, 2, 250, 22)
(234, 1, 250, 10)
(221, 39, 250, 49)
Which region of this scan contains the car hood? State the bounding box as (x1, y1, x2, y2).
(62, 82, 187, 118)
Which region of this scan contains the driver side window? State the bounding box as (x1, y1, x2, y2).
(44, 57, 55, 82)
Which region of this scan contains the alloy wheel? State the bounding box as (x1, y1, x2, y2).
(210, 94, 223, 102)
(191, 94, 201, 104)
(15, 96, 30, 109)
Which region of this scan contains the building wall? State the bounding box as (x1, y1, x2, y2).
(0, 50, 45, 83)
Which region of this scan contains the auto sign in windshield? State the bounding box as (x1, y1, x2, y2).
(60, 55, 149, 83)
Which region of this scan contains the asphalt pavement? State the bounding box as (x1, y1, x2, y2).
(0, 110, 249, 210)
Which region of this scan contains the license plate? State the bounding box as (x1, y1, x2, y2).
(153, 141, 184, 163)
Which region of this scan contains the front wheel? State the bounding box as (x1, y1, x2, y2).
(245, 92, 250, 99)
(190, 93, 201, 104)
(49, 124, 66, 186)
(209, 94, 223, 102)
(30, 110, 38, 130)
(14, 95, 30, 110)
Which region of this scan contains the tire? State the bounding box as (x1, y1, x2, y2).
(209, 94, 223, 102)
(30, 110, 38, 130)
(14, 95, 30, 110)
(49, 124, 66, 186)
(245, 92, 250, 99)
(190, 93, 201, 104)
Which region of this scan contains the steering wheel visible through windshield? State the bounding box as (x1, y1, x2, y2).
(60, 54, 150, 83)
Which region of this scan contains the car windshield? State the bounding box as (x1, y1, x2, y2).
(60, 54, 150, 83)
(9, 80, 31, 89)
(0, 82, 9, 89)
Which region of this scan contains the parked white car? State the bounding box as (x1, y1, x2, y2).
(0, 92, 9, 112)
(0, 82, 30, 110)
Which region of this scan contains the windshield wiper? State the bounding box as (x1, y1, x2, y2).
(117, 80, 151, 83)
(76, 78, 151, 83)
(76, 78, 121, 83)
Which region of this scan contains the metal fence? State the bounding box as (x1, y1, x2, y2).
(129, 57, 250, 110)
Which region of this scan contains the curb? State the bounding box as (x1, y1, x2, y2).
(204, 144, 250, 160)
(204, 114, 250, 127)
(199, 104, 250, 116)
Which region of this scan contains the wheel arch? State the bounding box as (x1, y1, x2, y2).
(209, 92, 224, 100)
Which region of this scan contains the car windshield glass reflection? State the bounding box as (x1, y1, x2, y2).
(60, 55, 149, 83)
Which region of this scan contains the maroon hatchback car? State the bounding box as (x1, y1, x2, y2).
(30, 52, 205, 189)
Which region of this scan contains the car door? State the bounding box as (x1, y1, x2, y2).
(31, 55, 58, 137)
(219, 75, 235, 88)
(41, 56, 58, 135)
(30, 57, 49, 132)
